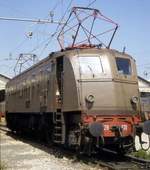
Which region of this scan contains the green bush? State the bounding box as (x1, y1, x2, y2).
(132, 150, 150, 160)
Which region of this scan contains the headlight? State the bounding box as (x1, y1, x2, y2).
(85, 95, 94, 103)
(131, 96, 138, 104)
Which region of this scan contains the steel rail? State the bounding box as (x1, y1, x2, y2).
(125, 154, 150, 169)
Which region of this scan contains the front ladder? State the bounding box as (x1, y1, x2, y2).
(53, 111, 65, 144)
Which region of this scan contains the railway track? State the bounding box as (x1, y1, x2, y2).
(125, 154, 150, 170)
(0, 124, 150, 170)
(92, 149, 150, 170)
(75, 147, 150, 170)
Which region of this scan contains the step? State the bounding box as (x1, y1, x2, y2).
(54, 133, 62, 137)
(53, 140, 62, 143)
(55, 119, 62, 122)
(56, 112, 62, 116)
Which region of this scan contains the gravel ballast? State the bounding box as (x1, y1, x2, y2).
(0, 128, 103, 170)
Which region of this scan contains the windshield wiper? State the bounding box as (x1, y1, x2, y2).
(88, 65, 95, 78)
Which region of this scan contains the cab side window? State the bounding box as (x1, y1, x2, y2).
(116, 58, 131, 75)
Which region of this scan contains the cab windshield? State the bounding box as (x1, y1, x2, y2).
(79, 56, 103, 78)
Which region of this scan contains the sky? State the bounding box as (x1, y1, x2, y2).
(0, 0, 150, 79)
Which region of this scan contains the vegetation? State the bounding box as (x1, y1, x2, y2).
(132, 150, 150, 160)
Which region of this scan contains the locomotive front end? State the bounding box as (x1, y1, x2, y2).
(69, 48, 142, 153)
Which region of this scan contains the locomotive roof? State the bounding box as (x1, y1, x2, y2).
(11, 47, 133, 81)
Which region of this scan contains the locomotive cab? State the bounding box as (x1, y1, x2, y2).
(62, 48, 142, 153)
(64, 48, 140, 116)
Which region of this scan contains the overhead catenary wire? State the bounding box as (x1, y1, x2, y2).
(87, 0, 97, 7)
(0, 0, 97, 55)
(21, 1, 66, 56)
(27, 0, 62, 51)
(52, 0, 74, 35)
(5, 36, 55, 73)
(0, 0, 98, 76)
(26, 0, 74, 55)
(0, 16, 65, 24)
(38, 34, 57, 57)
(27, 37, 53, 53)
(51, 0, 61, 12)
(8, 11, 53, 56)
(8, 22, 41, 59)
(66, 0, 97, 26)
(1, 1, 65, 73)
(38, 0, 74, 52)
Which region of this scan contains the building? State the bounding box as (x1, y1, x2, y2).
(0, 74, 10, 90)
(138, 76, 150, 119)
(0, 74, 10, 89)
(138, 76, 150, 93)
(0, 74, 10, 100)
(0, 74, 10, 118)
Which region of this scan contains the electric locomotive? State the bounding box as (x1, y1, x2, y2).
(5, 46, 143, 154)
(5, 7, 150, 155)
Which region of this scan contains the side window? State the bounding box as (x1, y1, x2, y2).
(116, 58, 131, 75)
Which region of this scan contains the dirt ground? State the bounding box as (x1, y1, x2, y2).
(0, 120, 103, 170)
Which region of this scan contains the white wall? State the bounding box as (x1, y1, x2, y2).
(138, 79, 150, 92)
(0, 77, 9, 90)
